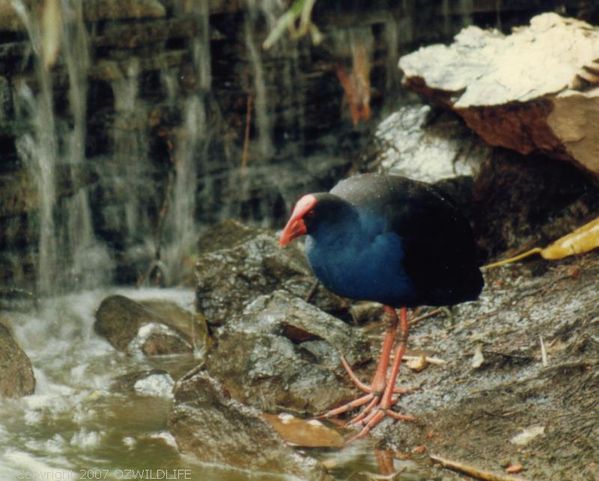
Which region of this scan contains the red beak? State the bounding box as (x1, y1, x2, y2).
(279, 194, 317, 247)
(279, 217, 307, 247)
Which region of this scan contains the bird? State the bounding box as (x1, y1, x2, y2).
(279, 173, 483, 440)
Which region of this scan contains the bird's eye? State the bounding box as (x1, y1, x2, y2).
(305, 210, 316, 218)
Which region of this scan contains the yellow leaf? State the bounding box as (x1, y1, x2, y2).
(485, 216, 599, 268)
(540, 217, 599, 259)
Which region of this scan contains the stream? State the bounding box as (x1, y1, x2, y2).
(0, 289, 430, 481)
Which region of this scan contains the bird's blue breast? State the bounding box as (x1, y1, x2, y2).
(305, 211, 416, 306)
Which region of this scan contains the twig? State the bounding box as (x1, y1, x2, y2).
(430, 454, 530, 481)
(539, 335, 548, 367)
(483, 248, 542, 269)
(410, 307, 447, 328)
(403, 355, 446, 366)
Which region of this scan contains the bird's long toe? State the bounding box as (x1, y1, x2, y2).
(319, 393, 375, 419)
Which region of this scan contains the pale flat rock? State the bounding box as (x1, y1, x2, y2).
(399, 13, 599, 177)
(376, 105, 488, 182)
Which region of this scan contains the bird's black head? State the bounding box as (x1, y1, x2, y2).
(279, 193, 356, 247)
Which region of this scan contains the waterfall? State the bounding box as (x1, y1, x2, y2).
(0, 0, 422, 293)
(12, 0, 58, 295)
(109, 58, 152, 247)
(12, 0, 111, 295)
(61, 0, 112, 289)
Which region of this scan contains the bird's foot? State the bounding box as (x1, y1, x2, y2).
(319, 361, 417, 443)
(319, 391, 415, 442)
(320, 306, 414, 443)
(339, 355, 412, 395)
(346, 405, 415, 443)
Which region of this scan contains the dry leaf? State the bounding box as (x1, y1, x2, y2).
(541, 216, 599, 259)
(510, 425, 545, 446)
(262, 413, 344, 448)
(471, 344, 485, 369)
(406, 354, 429, 372)
(506, 463, 524, 474)
(486, 217, 599, 268)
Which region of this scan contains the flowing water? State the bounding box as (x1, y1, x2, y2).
(12, 0, 113, 295)
(0, 289, 431, 481)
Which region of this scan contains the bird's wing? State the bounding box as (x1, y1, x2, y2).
(334, 174, 483, 305)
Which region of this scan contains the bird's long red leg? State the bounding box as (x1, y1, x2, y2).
(368, 306, 399, 394)
(321, 306, 398, 420)
(380, 307, 410, 409)
(349, 307, 415, 441)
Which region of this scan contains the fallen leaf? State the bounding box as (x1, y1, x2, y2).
(485, 216, 599, 268)
(510, 425, 545, 446)
(541, 216, 599, 259)
(506, 463, 524, 474)
(406, 354, 429, 372)
(471, 344, 485, 369)
(263, 413, 344, 448)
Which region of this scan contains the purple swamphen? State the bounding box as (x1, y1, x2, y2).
(279, 173, 483, 440)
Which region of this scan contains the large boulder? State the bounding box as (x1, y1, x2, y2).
(375, 104, 489, 183)
(94, 295, 209, 356)
(0, 320, 35, 397)
(112, 369, 175, 398)
(168, 371, 333, 481)
(195, 221, 350, 327)
(399, 13, 599, 179)
(205, 290, 371, 414)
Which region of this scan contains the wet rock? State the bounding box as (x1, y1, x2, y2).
(84, 0, 166, 22)
(0, 0, 165, 32)
(400, 13, 599, 178)
(0, 320, 35, 397)
(0, 287, 36, 312)
(375, 105, 489, 183)
(0, 164, 95, 217)
(94, 295, 208, 356)
(137, 299, 210, 350)
(197, 219, 261, 255)
(168, 371, 332, 481)
(93, 18, 223, 50)
(0, 2, 24, 32)
(112, 368, 174, 398)
(133, 371, 174, 398)
(195, 226, 350, 326)
(205, 290, 370, 414)
(129, 323, 191, 356)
